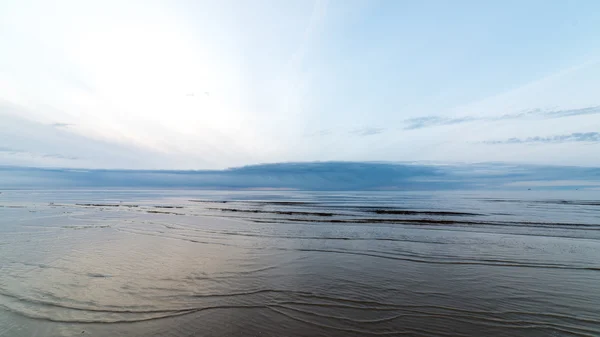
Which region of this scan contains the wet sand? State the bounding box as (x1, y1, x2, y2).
(1, 190, 599, 336)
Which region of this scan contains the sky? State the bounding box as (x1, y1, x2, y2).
(1, 0, 600, 169)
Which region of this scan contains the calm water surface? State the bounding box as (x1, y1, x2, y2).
(0, 190, 599, 336)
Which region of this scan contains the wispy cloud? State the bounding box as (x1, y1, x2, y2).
(0, 147, 79, 160)
(495, 106, 600, 120)
(42, 154, 79, 160)
(350, 127, 385, 136)
(403, 116, 475, 130)
(483, 132, 600, 145)
(537, 106, 600, 118)
(403, 106, 600, 130)
(51, 123, 74, 128)
(0, 147, 21, 153)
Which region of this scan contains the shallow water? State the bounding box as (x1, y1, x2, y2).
(1, 190, 599, 336)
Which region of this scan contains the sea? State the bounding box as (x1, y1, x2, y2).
(0, 189, 599, 337)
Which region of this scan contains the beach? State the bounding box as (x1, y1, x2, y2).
(1, 190, 599, 336)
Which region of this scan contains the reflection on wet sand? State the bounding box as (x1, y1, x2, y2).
(1, 190, 600, 336)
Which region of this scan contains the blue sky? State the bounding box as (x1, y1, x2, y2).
(1, 0, 600, 169)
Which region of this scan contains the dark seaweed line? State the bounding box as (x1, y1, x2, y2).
(75, 203, 139, 208)
(241, 216, 600, 230)
(196, 199, 487, 215)
(146, 210, 185, 215)
(369, 209, 481, 216)
(189, 200, 315, 206)
(208, 208, 335, 217)
(189, 199, 229, 203)
(202, 208, 598, 228)
(281, 248, 600, 272)
(210, 207, 482, 217)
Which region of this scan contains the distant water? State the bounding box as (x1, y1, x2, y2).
(1, 190, 599, 337)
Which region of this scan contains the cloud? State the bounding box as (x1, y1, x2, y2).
(533, 106, 600, 118)
(0, 105, 197, 169)
(483, 132, 600, 145)
(0, 147, 22, 154)
(51, 123, 74, 128)
(402, 106, 600, 130)
(494, 106, 600, 120)
(403, 116, 475, 130)
(350, 127, 385, 136)
(0, 147, 79, 160)
(1, 161, 598, 190)
(0, 161, 446, 190)
(42, 154, 79, 160)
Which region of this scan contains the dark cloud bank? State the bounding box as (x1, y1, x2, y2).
(1, 162, 599, 190)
